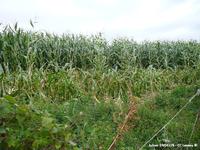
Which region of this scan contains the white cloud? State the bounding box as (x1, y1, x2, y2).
(95, 0, 118, 5)
(0, 0, 200, 41)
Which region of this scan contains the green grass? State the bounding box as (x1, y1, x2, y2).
(117, 86, 200, 149)
(0, 24, 200, 149)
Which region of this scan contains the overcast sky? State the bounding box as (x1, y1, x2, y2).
(0, 0, 200, 41)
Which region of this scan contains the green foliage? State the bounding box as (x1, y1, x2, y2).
(0, 24, 200, 149)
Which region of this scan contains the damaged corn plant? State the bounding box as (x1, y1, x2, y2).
(0, 24, 200, 150)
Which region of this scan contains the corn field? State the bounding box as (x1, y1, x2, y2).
(0, 24, 200, 149)
(1, 25, 200, 73)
